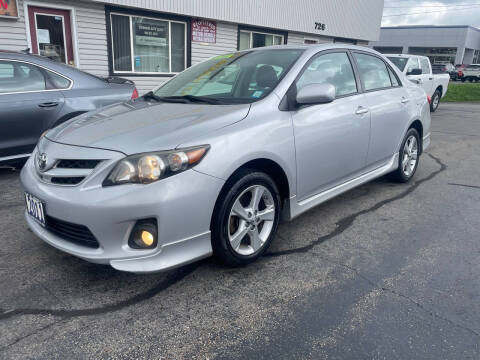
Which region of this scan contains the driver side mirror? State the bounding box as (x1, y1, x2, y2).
(407, 68, 422, 76)
(296, 83, 336, 106)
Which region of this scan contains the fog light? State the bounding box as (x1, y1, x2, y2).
(129, 219, 158, 249)
(141, 231, 154, 246)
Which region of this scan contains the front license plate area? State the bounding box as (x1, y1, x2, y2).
(25, 192, 46, 227)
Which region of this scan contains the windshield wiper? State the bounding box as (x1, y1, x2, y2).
(161, 95, 223, 104)
(143, 92, 224, 104)
(142, 91, 163, 102)
(143, 91, 189, 103)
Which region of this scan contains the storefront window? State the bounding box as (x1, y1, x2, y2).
(238, 30, 283, 50)
(110, 13, 186, 74)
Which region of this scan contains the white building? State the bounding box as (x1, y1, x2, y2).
(1, 0, 384, 93)
(371, 25, 480, 65)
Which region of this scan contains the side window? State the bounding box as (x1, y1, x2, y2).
(406, 57, 420, 74)
(47, 70, 72, 89)
(420, 58, 430, 74)
(353, 53, 392, 91)
(0, 60, 46, 94)
(296, 52, 357, 97)
(388, 67, 400, 87)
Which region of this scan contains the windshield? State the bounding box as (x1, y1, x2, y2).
(154, 49, 304, 104)
(388, 57, 409, 72)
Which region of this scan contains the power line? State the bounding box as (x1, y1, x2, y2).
(383, 5, 480, 17)
(385, 3, 480, 7)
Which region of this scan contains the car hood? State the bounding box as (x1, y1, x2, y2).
(46, 100, 250, 155)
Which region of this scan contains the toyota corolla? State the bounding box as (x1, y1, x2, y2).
(21, 45, 431, 273)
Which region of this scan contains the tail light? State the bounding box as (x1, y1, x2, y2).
(131, 87, 139, 100)
(427, 95, 431, 104)
(458, 70, 463, 77)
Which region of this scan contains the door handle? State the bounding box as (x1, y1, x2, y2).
(355, 106, 369, 115)
(38, 102, 59, 108)
(429, 77, 433, 80)
(401, 97, 410, 104)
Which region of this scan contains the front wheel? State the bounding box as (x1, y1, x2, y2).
(388, 128, 420, 183)
(211, 170, 281, 266)
(430, 89, 441, 112)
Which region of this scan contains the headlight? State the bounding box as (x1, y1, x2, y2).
(103, 145, 209, 186)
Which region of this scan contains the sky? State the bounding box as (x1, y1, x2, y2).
(382, 0, 480, 28)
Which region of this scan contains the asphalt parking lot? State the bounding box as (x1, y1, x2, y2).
(1, 102, 479, 359)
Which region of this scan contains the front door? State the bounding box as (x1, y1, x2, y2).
(28, 6, 74, 65)
(0, 60, 64, 158)
(292, 51, 371, 201)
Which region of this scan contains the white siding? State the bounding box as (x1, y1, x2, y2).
(0, 0, 109, 76)
(0, 0, 28, 51)
(288, 32, 333, 46)
(95, 0, 384, 42)
(191, 21, 237, 65)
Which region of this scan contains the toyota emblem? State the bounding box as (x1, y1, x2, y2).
(38, 153, 48, 171)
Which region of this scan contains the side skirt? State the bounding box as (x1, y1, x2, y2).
(283, 153, 399, 221)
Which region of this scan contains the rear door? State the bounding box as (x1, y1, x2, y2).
(352, 52, 410, 166)
(419, 57, 434, 96)
(0, 60, 64, 158)
(292, 51, 371, 200)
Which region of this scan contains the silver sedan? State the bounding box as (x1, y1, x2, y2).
(20, 45, 431, 273)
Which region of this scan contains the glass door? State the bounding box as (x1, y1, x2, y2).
(28, 6, 74, 65)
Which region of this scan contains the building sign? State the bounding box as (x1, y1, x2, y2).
(135, 22, 167, 47)
(0, 0, 18, 18)
(315, 22, 326, 31)
(192, 19, 216, 43)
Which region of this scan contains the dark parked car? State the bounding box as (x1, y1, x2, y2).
(0, 50, 138, 165)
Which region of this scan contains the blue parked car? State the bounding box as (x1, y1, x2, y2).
(0, 50, 138, 166)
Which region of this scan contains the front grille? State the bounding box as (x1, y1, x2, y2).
(45, 215, 100, 249)
(51, 177, 84, 185)
(36, 159, 103, 186)
(56, 159, 101, 169)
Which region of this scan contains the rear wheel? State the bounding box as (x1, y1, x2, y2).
(211, 170, 281, 266)
(430, 89, 441, 112)
(388, 128, 420, 183)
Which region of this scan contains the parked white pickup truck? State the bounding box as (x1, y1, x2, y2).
(386, 54, 450, 112)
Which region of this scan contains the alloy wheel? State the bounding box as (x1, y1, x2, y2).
(402, 135, 418, 177)
(432, 94, 440, 110)
(228, 185, 275, 256)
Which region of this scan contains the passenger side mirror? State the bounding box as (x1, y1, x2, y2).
(407, 68, 422, 76)
(296, 83, 336, 106)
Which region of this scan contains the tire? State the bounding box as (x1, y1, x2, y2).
(468, 77, 474, 83)
(211, 169, 281, 266)
(430, 89, 441, 112)
(388, 128, 420, 183)
(461, 77, 466, 83)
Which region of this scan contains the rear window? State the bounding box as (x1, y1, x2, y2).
(387, 57, 408, 72)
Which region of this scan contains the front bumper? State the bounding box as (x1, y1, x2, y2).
(20, 143, 224, 273)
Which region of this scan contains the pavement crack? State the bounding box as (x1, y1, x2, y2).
(317, 254, 480, 338)
(0, 319, 64, 352)
(448, 183, 480, 190)
(266, 153, 447, 257)
(0, 262, 200, 322)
